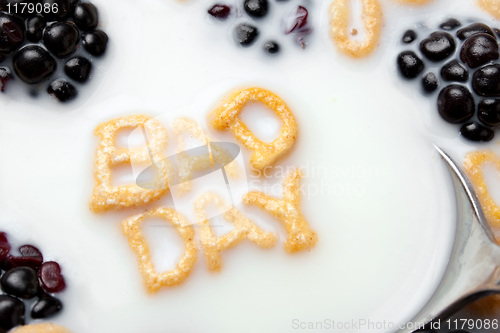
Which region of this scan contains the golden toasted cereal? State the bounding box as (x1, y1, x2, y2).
(329, 0, 383, 58)
(466, 294, 500, 317)
(122, 207, 197, 293)
(464, 151, 500, 234)
(243, 169, 318, 253)
(90, 115, 171, 213)
(173, 118, 239, 195)
(478, 0, 500, 18)
(390, 0, 434, 4)
(208, 87, 298, 171)
(10, 323, 71, 333)
(195, 192, 277, 271)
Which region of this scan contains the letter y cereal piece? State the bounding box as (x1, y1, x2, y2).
(244, 169, 318, 253)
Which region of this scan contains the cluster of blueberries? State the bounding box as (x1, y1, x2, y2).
(0, 232, 66, 332)
(397, 19, 500, 142)
(0, 0, 108, 102)
(208, 0, 312, 55)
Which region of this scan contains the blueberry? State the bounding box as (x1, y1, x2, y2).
(244, 0, 268, 18)
(437, 85, 475, 123)
(64, 56, 91, 83)
(0, 0, 42, 17)
(0, 67, 10, 92)
(233, 23, 258, 47)
(419, 31, 455, 61)
(42, 0, 72, 20)
(440, 18, 461, 30)
(25, 15, 46, 42)
(472, 64, 500, 96)
(47, 78, 77, 102)
(422, 72, 438, 93)
(13, 45, 57, 84)
(457, 22, 495, 40)
(478, 99, 500, 126)
(1, 267, 39, 299)
(0, 13, 24, 55)
(0, 295, 24, 332)
(43, 21, 79, 58)
(397, 51, 424, 79)
(402, 29, 416, 43)
(441, 60, 468, 82)
(460, 121, 494, 141)
(82, 29, 108, 56)
(263, 41, 279, 55)
(460, 33, 499, 68)
(73, 2, 99, 31)
(31, 294, 63, 319)
(207, 4, 230, 20)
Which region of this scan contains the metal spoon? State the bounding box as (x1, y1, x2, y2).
(399, 146, 500, 332)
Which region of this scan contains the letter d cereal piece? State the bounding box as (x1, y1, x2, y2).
(209, 87, 298, 171)
(122, 207, 197, 293)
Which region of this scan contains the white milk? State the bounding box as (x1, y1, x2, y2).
(0, 0, 497, 332)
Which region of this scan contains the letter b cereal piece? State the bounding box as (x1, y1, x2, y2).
(90, 115, 170, 213)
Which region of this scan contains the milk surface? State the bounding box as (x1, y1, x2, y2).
(0, 0, 495, 332)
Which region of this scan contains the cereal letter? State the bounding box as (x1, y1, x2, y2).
(90, 115, 170, 212)
(195, 193, 276, 271)
(209, 87, 298, 171)
(173, 118, 239, 195)
(464, 150, 500, 231)
(329, 0, 383, 58)
(244, 169, 318, 253)
(478, 0, 500, 19)
(122, 207, 197, 293)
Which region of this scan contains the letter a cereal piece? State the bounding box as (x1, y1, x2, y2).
(464, 150, 500, 232)
(329, 0, 383, 58)
(244, 169, 318, 253)
(195, 192, 277, 271)
(90, 115, 170, 213)
(173, 118, 239, 195)
(209, 87, 298, 171)
(122, 207, 197, 293)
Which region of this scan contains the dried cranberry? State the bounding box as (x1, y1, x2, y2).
(208, 4, 230, 20)
(39, 261, 66, 293)
(0, 232, 11, 261)
(285, 6, 308, 34)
